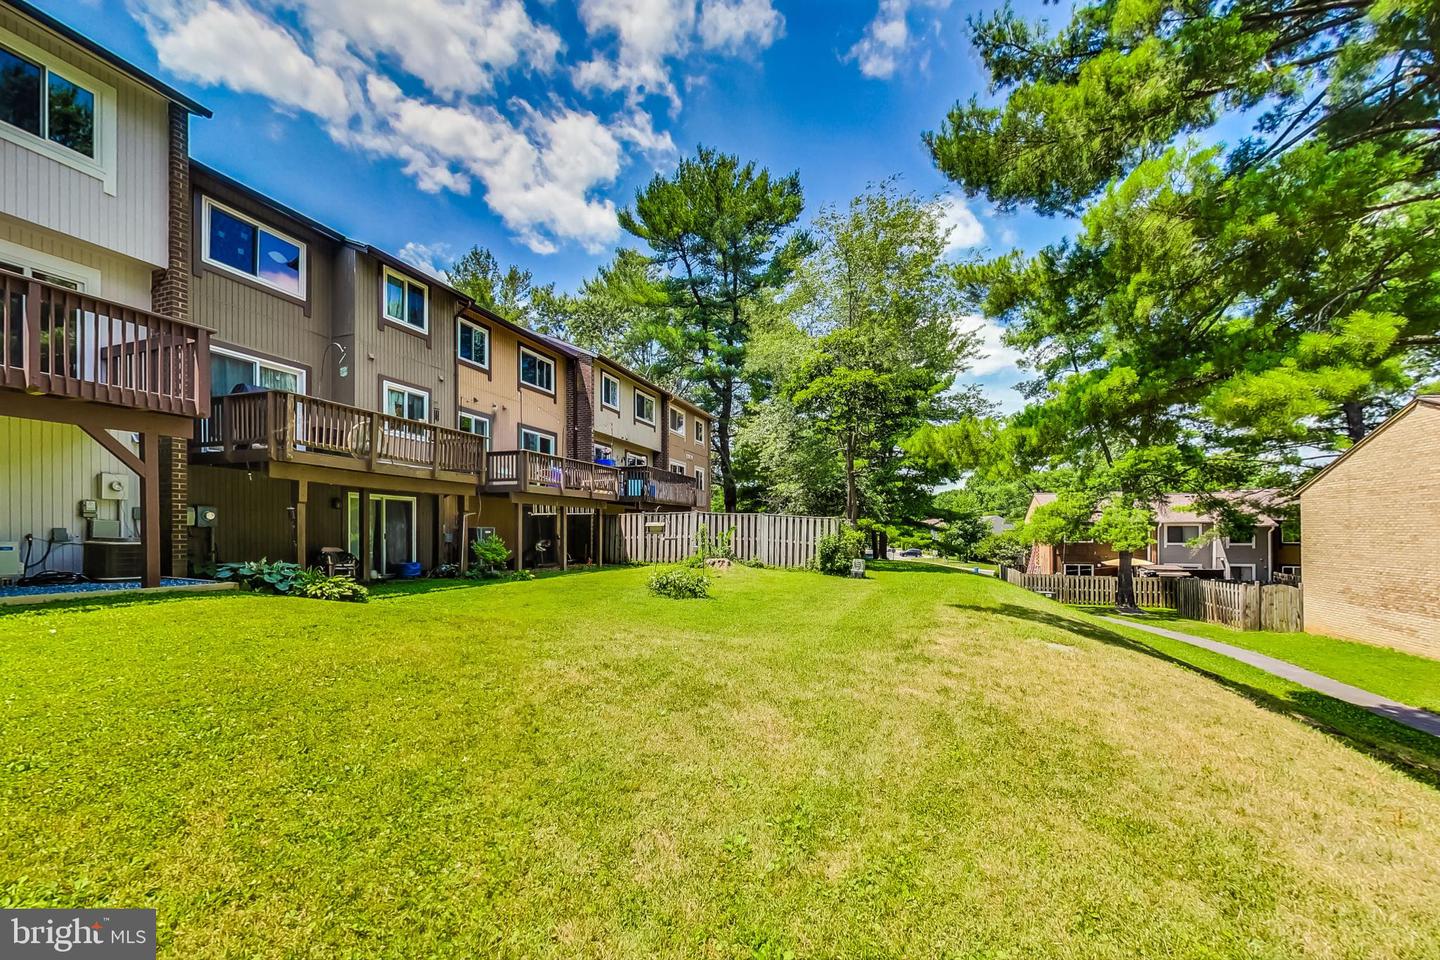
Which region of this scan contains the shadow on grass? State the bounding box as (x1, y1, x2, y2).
(368, 564, 621, 600)
(950, 599, 1440, 790)
(866, 560, 969, 575)
(0, 589, 244, 618)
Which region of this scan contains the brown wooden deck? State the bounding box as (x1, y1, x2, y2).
(619, 466, 700, 509)
(2, 270, 210, 417)
(192, 391, 488, 485)
(482, 450, 621, 501)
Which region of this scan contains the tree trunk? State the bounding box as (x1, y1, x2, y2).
(716, 379, 738, 512)
(1342, 401, 1368, 444)
(1116, 550, 1139, 612)
(844, 437, 858, 523)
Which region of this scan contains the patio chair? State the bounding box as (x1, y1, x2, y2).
(319, 547, 359, 579)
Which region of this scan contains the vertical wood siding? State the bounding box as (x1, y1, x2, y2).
(0, 214, 154, 308)
(610, 512, 840, 568)
(0, 416, 141, 573)
(455, 323, 568, 453)
(0, 9, 170, 267)
(353, 256, 463, 424)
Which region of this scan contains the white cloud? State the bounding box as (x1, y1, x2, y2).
(396, 242, 454, 280)
(698, 0, 784, 52)
(956, 314, 1024, 377)
(939, 196, 985, 253)
(848, 0, 952, 79)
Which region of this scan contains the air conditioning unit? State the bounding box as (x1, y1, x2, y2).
(0, 542, 21, 579)
(83, 540, 143, 581)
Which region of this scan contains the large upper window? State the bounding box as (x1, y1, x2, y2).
(383, 267, 428, 332)
(0, 30, 113, 191)
(0, 44, 94, 158)
(203, 198, 305, 296)
(634, 390, 656, 425)
(693, 417, 705, 445)
(669, 407, 685, 435)
(520, 428, 556, 455)
(600, 371, 620, 411)
(383, 381, 429, 421)
(210, 347, 303, 396)
(1165, 525, 1201, 546)
(458, 318, 489, 368)
(520, 347, 555, 393)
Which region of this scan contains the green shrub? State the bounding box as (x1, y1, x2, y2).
(693, 523, 737, 563)
(216, 559, 303, 594)
(471, 533, 512, 574)
(811, 524, 865, 576)
(292, 568, 370, 603)
(648, 565, 712, 599)
(974, 531, 1028, 568)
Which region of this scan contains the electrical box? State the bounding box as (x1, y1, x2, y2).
(49, 528, 71, 544)
(98, 472, 129, 500)
(192, 505, 217, 528)
(88, 519, 123, 540)
(0, 542, 20, 578)
(78, 499, 97, 519)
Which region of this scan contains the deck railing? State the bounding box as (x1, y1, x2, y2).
(620, 466, 700, 508)
(484, 450, 620, 499)
(194, 391, 487, 478)
(1, 269, 210, 416)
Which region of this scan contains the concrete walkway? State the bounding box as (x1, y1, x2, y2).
(1101, 616, 1440, 739)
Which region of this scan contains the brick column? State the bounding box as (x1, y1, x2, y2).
(151, 102, 193, 576)
(569, 357, 595, 460)
(659, 394, 672, 465)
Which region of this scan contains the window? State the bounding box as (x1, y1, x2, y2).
(210, 347, 304, 396)
(383, 381, 429, 421)
(1165, 525, 1200, 546)
(519, 347, 555, 393)
(202, 198, 305, 296)
(458, 319, 489, 368)
(593, 443, 613, 463)
(520, 428, 556, 455)
(458, 411, 491, 449)
(669, 407, 685, 434)
(634, 390, 656, 425)
(1064, 564, 1094, 577)
(1279, 565, 1300, 577)
(600, 372, 620, 411)
(1228, 564, 1256, 582)
(0, 34, 108, 178)
(1225, 529, 1256, 548)
(694, 466, 705, 490)
(383, 267, 428, 332)
(624, 451, 648, 466)
(669, 460, 687, 475)
(0, 240, 97, 292)
(694, 418, 705, 444)
(1281, 519, 1301, 544)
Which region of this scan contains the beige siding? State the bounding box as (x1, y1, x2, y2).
(593, 364, 662, 455)
(1300, 402, 1440, 657)
(668, 397, 710, 478)
(0, 212, 154, 308)
(0, 416, 140, 574)
(455, 321, 567, 454)
(0, 7, 170, 267)
(352, 256, 463, 421)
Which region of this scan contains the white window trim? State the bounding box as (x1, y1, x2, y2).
(1279, 565, 1300, 576)
(1225, 535, 1256, 548)
(669, 460, 687, 475)
(694, 466, 705, 489)
(348, 493, 418, 572)
(1063, 564, 1094, 577)
(1280, 523, 1301, 545)
(624, 451, 648, 466)
(1228, 564, 1257, 582)
(519, 346, 555, 395)
(520, 427, 557, 455)
(0, 27, 117, 194)
(1164, 524, 1201, 546)
(458, 410, 491, 449)
(382, 265, 428, 332)
(634, 389, 657, 426)
(0, 238, 100, 293)
(599, 371, 620, 411)
(694, 418, 705, 444)
(211, 345, 306, 394)
(202, 197, 308, 298)
(457, 318, 490, 370)
(382, 379, 430, 421)
(669, 408, 686, 435)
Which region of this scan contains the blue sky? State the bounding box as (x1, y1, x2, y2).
(69, 0, 1078, 409)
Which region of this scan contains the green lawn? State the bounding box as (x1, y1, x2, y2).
(3, 565, 1439, 958)
(1105, 611, 1440, 713)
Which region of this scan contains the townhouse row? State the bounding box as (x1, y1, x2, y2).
(0, 0, 710, 587)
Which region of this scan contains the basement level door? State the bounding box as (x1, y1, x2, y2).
(347, 493, 417, 577)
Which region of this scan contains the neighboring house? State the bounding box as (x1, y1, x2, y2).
(0, 0, 211, 586)
(982, 515, 1013, 536)
(1296, 396, 1440, 658)
(1024, 491, 1296, 581)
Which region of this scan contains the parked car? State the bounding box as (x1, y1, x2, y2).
(900, 548, 923, 558)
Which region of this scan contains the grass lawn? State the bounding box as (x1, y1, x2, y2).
(1104, 611, 1440, 713)
(3, 564, 1440, 958)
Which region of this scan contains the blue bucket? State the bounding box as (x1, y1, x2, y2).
(391, 561, 422, 579)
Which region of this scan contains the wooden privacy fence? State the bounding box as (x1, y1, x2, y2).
(1174, 579, 1304, 632)
(609, 512, 841, 568)
(999, 568, 1177, 608)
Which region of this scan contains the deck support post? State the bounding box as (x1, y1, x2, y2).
(294, 479, 308, 567)
(515, 502, 525, 571)
(595, 508, 603, 568)
(559, 506, 568, 571)
(358, 491, 372, 582)
(79, 425, 162, 588)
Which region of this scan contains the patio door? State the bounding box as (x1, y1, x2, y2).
(347, 493, 417, 577)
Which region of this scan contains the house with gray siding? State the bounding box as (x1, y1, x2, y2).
(0, 0, 210, 587)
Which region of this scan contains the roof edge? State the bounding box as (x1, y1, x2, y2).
(1295, 397, 1435, 496)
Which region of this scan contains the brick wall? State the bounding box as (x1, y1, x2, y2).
(1300, 400, 1440, 657)
(568, 356, 595, 461)
(151, 102, 191, 575)
(659, 395, 671, 465)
